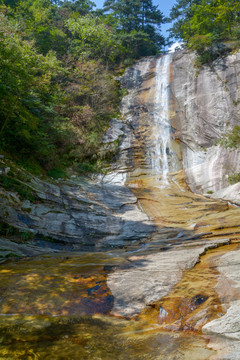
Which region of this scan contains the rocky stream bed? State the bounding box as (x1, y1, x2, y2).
(1, 50, 240, 359)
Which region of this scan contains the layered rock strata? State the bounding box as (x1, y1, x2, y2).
(0, 156, 155, 254)
(116, 51, 240, 359)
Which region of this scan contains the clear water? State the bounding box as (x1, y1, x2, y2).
(1, 53, 237, 359)
(0, 253, 213, 360)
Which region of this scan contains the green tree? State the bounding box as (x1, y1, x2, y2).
(139, 0, 164, 31)
(0, 13, 64, 168)
(169, 0, 202, 40)
(12, 0, 68, 56)
(103, 0, 164, 32)
(170, 0, 240, 63)
(65, 15, 121, 62)
(0, 0, 168, 176)
(214, 0, 240, 37)
(60, 0, 96, 15)
(3, 0, 97, 56)
(119, 30, 156, 60)
(103, 0, 165, 51)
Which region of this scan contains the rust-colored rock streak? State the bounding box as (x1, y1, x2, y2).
(139, 243, 240, 332)
(119, 53, 240, 358)
(1, 53, 240, 359)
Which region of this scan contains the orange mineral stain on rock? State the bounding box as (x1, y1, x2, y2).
(119, 55, 240, 360)
(138, 243, 240, 333)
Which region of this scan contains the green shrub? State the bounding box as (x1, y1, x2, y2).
(228, 173, 240, 184)
(0, 221, 34, 241)
(47, 168, 67, 179)
(233, 25, 240, 40)
(0, 175, 37, 202)
(77, 160, 108, 174)
(0, 222, 16, 236)
(19, 230, 34, 241)
(219, 126, 240, 149)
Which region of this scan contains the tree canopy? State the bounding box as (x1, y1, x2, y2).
(170, 0, 240, 63)
(3, 0, 239, 176)
(103, 0, 165, 54)
(0, 0, 166, 175)
(103, 0, 164, 32)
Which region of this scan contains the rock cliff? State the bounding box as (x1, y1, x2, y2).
(0, 155, 155, 257)
(1, 49, 240, 359)
(170, 50, 240, 203)
(119, 50, 240, 204)
(2, 50, 239, 255)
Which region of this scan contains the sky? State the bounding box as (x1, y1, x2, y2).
(93, 0, 177, 39)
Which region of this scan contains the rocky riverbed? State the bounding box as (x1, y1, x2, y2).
(1, 49, 240, 359)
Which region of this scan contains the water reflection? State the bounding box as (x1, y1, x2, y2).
(0, 254, 125, 316)
(0, 252, 216, 359)
(0, 314, 214, 359)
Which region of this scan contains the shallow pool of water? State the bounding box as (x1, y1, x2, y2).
(0, 252, 216, 360)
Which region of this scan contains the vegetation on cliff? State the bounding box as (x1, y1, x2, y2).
(0, 0, 165, 176)
(219, 126, 240, 184)
(170, 0, 240, 64)
(0, 0, 239, 177)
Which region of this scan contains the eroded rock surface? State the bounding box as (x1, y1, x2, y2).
(202, 247, 240, 359)
(171, 50, 240, 201)
(112, 52, 240, 359)
(119, 50, 240, 203)
(0, 157, 155, 254)
(0, 237, 59, 262)
(108, 239, 230, 317)
(1, 50, 240, 360)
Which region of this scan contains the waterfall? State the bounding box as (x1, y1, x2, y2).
(120, 53, 180, 183)
(151, 54, 172, 184)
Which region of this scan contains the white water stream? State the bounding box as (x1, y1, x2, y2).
(151, 55, 172, 184)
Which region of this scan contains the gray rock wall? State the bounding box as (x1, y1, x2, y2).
(171, 50, 240, 202)
(1, 49, 240, 253)
(0, 157, 155, 252)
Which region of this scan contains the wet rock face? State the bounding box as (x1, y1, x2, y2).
(107, 239, 229, 317)
(171, 50, 240, 200)
(118, 50, 240, 202)
(202, 247, 240, 359)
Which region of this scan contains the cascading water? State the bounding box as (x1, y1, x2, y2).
(151, 54, 172, 184)
(1, 51, 240, 360)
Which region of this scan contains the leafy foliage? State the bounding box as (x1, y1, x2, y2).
(65, 15, 121, 62)
(170, 0, 240, 64)
(0, 0, 166, 175)
(219, 126, 240, 149)
(0, 173, 37, 202)
(103, 0, 165, 55)
(228, 173, 240, 185)
(0, 13, 63, 168)
(218, 126, 240, 184)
